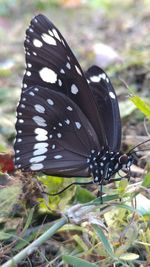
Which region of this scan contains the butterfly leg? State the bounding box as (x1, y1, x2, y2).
(97, 179, 104, 204)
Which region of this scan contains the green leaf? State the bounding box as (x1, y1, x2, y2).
(73, 234, 89, 251)
(38, 175, 76, 212)
(62, 255, 97, 267)
(114, 203, 137, 213)
(92, 224, 115, 259)
(135, 194, 150, 216)
(119, 100, 136, 118)
(117, 179, 128, 195)
(76, 186, 95, 203)
(142, 172, 150, 187)
(90, 194, 119, 205)
(119, 253, 139, 260)
(22, 208, 35, 233)
(130, 95, 150, 118)
(0, 230, 15, 240)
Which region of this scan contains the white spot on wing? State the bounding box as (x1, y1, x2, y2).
(48, 29, 54, 36)
(29, 92, 35, 96)
(30, 155, 46, 163)
(75, 65, 82, 76)
(66, 62, 71, 69)
(41, 33, 56, 45)
(33, 116, 47, 127)
(109, 92, 116, 99)
(52, 28, 61, 41)
(33, 142, 48, 156)
(75, 122, 81, 129)
(71, 84, 79, 94)
(90, 75, 100, 82)
(47, 98, 54, 105)
(58, 79, 62, 86)
(60, 69, 65, 74)
(65, 119, 70, 125)
(33, 39, 43, 48)
(34, 128, 48, 141)
(54, 155, 62, 159)
(57, 133, 62, 138)
(100, 73, 106, 80)
(23, 83, 27, 89)
(26, 71, 31, 77)
(19, 119, 24, 123)
(29, 28, 33, 32)
(39, 67, 57, 83)
(27, 63, 32, 68)
(67, 106, 73, 111)
(30, 163, 43, 171)
(34, 104, 45, 113)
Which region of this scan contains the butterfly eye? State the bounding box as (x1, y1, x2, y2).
(119, 154, 129, 164)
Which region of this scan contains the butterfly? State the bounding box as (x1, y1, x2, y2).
(14, 14, 133, 188)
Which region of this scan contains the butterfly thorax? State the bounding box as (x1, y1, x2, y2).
(88, 148, 133, 183)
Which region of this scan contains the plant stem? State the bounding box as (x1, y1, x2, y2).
(2, 216, 68, 267)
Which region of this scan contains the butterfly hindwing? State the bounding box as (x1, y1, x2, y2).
(15, 85, 100, 177)
(85, 65, 121, 151)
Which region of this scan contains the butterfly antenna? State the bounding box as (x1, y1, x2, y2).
(128, 138, 150, 154)
(42, 180, 93, 196)
(132, 148, 150, 152)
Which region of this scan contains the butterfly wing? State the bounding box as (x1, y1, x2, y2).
(14, 85, 100, 177)
(22, 14, 107, 147)
(85, 65, 121, 151)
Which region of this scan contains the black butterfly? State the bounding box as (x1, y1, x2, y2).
(14, 14, 133, 188)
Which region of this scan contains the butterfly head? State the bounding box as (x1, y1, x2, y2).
(88, 148, 134, 183)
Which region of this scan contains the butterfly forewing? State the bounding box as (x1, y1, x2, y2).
(15, 85, 100, 177)
(85, 65, 121, 151)
(23, 14, 106, 147)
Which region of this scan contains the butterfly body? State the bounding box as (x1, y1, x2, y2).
(88, 149, 133, 183)
(14, 14, 133, 187)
